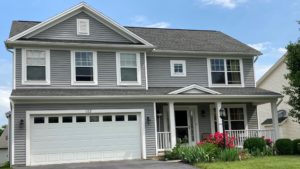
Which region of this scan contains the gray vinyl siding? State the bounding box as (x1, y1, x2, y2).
(30, 12, 131, 43)
(148, 56, 255, 88)
(13, 102, 155, 165)
(197, 104, 211, 139)
(243, 58, 255, 87)
(148, 56, 208, 87)
(247, 103, 258, 129)
(15, 49, 146, 89)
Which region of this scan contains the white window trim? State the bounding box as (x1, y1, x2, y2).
(76, 19, 90, 35)
(207, 58, 244, 87)
(170, 60, 186, 77)
(116, 52, 142, 86)
(71, 50, 98, 86)
(210, 104, 248, 133)
(21, 48, 51, 85)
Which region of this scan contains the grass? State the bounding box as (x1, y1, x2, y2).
(196, 156, 300, 169)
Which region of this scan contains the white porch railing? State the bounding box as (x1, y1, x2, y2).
(157, 132, 172, 151)
(226, 129, 275, 148)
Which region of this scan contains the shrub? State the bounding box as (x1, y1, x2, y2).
(165, 143, 220, 164)
(218, 148, 239, 161)
(292, 139, 300, 154)
(243, 137, 266, 154)
(164, 144, 181, 160)
(275, 138, 293, 155)
(197, 132, 235, 148)
(238, 149, 251, 160)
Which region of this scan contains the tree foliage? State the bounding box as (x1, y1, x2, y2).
(283, 40, 300, 123)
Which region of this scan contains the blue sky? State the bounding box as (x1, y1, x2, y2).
(0, 0, 299, 125)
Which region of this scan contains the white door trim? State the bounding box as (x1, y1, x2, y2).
(26, 109, 146, 166)
(174, 105, 199, 145)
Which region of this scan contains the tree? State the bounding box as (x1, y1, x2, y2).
(283, 40, 300, 123)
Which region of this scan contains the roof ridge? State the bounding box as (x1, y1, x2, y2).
(13, 20, 41, 23)
(122, 26, 219, 32)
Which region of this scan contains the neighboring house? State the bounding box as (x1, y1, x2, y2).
(257, 54, 300, 139)
(5, 2, 282, 167)
(0, 127, 9, 166)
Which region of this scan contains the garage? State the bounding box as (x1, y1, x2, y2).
(29, 112, 143, 165)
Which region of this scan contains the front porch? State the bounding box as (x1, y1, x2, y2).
(155, 101, 279, 152)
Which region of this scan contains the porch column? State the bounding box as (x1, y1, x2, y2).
(271, 100, 279, 140)
(215, 102, 223, 132)
(168, 102, 176, 148)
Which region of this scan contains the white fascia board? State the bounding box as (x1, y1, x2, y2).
(5, 40, 154, 50)
(152, 49, 261, 56)
(168, 84, 221, 95)
(10, 94, 282, 101)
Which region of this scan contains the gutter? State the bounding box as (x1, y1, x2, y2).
(5, 40, 156, 50)
(10, 94, 282, 100)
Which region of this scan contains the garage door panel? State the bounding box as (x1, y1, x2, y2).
(30, 113, 142, 165)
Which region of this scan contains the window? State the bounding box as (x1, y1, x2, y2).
(62, 116, 73, 123)
(77, 19, 90, 35)
(117, 52, 141, 85)
(76, 116, 86, 123)
(208, 58, 243, 87)
(103, 115, 112, 122)
(212, 105, 246, 132)
(115, 115, 125, 121)
(170, 60, 186, 77)
(128, 115, 137, 121)
(48, 117, 59, 123)
(34, 117, 44, 124)
(89, 116, 99, 122)
(22, 49, 50, 85)
(71, 51, 97, 85)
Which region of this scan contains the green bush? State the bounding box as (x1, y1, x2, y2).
(292, 139, 300, 154)
(165, 143, 220, 164)
(218, 148, 240, 161)
(275, 138, 293, 155)
(243, 137, 266, 154)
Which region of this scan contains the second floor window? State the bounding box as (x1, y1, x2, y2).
(116, 52, 141, 85)
(170, 60, 186, 77)
(71, 51, 98, 85)
(22, 49, 50, 85)
(208, 58, 243, 87)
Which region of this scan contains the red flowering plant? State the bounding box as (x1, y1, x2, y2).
(197, 132, 235, 148)
(262, 136, 273, 147)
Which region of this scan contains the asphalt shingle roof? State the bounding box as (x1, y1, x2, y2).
(261, 117, 288, 125)
(11, 87, 280, 97)
(9, 21, 261, 55)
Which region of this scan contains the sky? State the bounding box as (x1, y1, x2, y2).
(0, 0, 299, 125)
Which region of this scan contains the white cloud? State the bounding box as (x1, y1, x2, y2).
(248, 42, 271, 51)
(0, 87, 10, 125)
(199, 0, 247, 9)
(146, 22, 170, 28)
(131, 15, 170, 28)
(278, 47, 287, 54)
(255, 64, 272, 80)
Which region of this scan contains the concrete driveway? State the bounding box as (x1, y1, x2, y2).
(14, 160, 198, 169)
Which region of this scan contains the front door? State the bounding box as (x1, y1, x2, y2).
(175, 109, 197, 145)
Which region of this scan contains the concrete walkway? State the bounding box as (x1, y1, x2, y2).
(14, 160, 198, 169)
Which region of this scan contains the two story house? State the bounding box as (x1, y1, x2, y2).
(5, 2, 282, 167)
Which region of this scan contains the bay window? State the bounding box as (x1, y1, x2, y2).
(208, 58, 243, 87)
(22, 49, 50, 85)
(71, 51, 97, 85)
(117, 52, 141, 85)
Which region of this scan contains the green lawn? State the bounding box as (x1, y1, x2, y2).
(196, 156, 300, 169)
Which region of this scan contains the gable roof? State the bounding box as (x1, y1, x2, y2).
(7, 2, 153, 47)
(261, 117, 288, 126)
(168, 84, 221, 95)
(7, 6, 261, 55)
(257, 54, 286, 86)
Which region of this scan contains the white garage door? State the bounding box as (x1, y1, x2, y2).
(30, 113, 142, 165)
